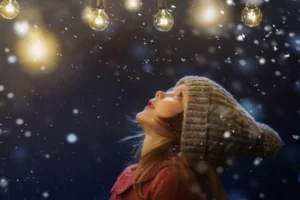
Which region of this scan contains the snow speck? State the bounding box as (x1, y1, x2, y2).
(16, 118, 24, 125)
(227, 159, 233, 166)
(73, 108, 79, 114)
(259, 193, 265, 199)
(253, 157, 263, 166)
(45, 154, 50, 159)
(0, 85, 4, 92)
(42, 191, 49, 198)
(7, 55, 17, 64)
(66, 133, 78, 144)
(216, 166, 224, 174)
(233, 173, 239, 180)
(7, 92, 14, 99)
(24, 131, 32, 137)
(0, 177, 8, 188)
(223, 131, 231, 138)
(258, 58, 266, 65)
(292, 135, 299, 140)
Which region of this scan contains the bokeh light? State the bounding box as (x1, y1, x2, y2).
(66, 133, 78, 144)
(15, 27, 61, 75)
(288, 32, 300, 55)
(0, 177, 8, 188)
(130, 44, 151, 60)
(294, 81, 300, 93)
(239, 98, 264, 120)
(11, 145, 28, 164)
(227, 189, 248, 200)
(81, 6, 93, 24)
(124, 0, 142, 12)
(187, 0, 231, 35)
(13, 20, 30, 36)
(234, 56, 257, 75)
(7, 54, 17, 64)
(142, 63, 153, 73)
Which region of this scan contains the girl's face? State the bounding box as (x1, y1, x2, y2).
(151, 83, 187, 118)
(136, 83, 187, 125)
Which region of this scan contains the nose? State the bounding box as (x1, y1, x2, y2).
(155, 90, 164, 99)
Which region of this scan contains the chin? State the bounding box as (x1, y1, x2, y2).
(136, 110, 149, 125)
(135, 111, 143, 123)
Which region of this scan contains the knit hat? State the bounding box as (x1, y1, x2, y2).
(174, 76, 283, 160)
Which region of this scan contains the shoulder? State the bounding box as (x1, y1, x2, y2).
(115, 163, 138, 180)
(149, 164, 206, 200)
(123, 163, 138, 175)
(110, 163, 138, 194)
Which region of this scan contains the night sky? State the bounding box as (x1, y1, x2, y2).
(0, 0, 300, 199)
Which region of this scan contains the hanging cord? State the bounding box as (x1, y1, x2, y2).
(158, 0, 167, 9)
(96, 0, 105, 9)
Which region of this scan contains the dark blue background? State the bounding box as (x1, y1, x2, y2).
(0, 0, 299, 199)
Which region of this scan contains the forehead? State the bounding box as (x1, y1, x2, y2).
(167, 83, 187, 92)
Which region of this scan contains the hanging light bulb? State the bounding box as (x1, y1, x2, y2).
(0, 0, 20, 19)
(153, 0, 174, 32)
(89, 0, 109, 31)
(241, 2, 262, 27)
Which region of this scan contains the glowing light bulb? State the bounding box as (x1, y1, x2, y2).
(241, 3, 262, 27)
(153, 9, 174, 32)
(0, 0, 20, 19)
(89, 8, 109, 31)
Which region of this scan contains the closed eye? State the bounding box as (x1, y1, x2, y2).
(175, 92, 183, 98)
(166, 87, 183, 98)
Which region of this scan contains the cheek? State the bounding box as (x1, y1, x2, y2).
(155, 103, 181, 118)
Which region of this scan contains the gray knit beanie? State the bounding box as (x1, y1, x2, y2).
(174, 76, 283, 160)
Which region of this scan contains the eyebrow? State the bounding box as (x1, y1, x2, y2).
(166, 87, 175, 92)
(166, 87, 184, 96)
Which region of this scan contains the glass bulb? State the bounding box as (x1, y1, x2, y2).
(88, 8, 109, 31)
(241, 3, 262, 27)
(153, 9, 174, 32)
(0, 0, 20, 19)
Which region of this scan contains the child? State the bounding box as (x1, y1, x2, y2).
(110, 75, 283, 200)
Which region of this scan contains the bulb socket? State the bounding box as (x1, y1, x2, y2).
(96, 0, 106, 9)
(246, 2, 257, 9)
(158, 0, 167, 9)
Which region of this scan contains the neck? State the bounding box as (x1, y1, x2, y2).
(141, 133, 167, 157)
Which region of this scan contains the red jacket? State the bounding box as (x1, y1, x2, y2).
(110, 159, 207, 200)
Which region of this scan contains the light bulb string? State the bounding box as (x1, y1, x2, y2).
(158, 0, 167, 9)
(96, 0, 105, 9)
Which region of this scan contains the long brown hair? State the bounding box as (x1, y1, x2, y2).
(120, 111, 227, 200)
